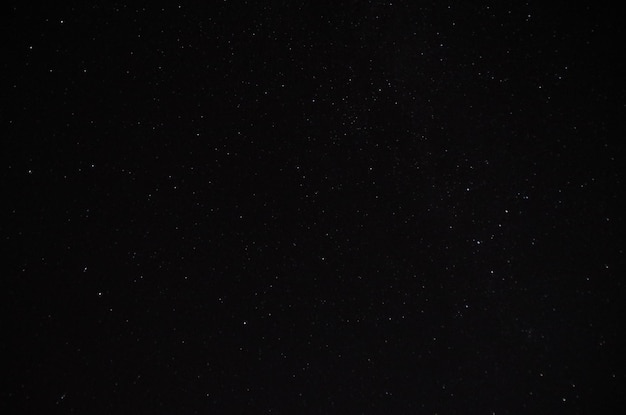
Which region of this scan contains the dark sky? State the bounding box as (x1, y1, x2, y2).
(5, 2, 625, 413)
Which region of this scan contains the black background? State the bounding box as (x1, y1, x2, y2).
(4, 1, 625, 413)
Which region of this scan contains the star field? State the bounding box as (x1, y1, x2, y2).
(5, 2, 625, 413)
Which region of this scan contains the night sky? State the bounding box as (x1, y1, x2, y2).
(5, 2, 625, 413)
